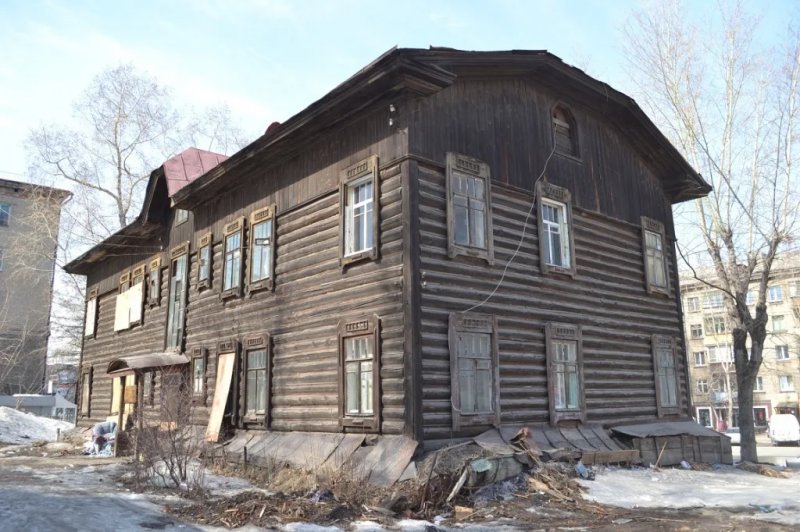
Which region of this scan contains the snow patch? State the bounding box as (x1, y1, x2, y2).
(0, 406, 74, 444)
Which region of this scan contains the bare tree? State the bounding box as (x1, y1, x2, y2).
(624, 0, 800, 462)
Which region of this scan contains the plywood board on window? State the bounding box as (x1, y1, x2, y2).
(206, 352, 235, 442)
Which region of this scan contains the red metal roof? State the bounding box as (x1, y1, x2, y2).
(163, 148, 228, 197)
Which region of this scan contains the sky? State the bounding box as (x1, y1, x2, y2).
(1, 0, 794, 183)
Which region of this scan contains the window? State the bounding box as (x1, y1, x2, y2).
(641, 217, 668, 294)
(687, 297, 700, 312)
(79, 367, 92, 416)
(174, 209, 189, 225)
(446, 153, 493, 263)
(703, 291, 724, 309)
(552, 104, 579, 157)
(190, 347, 207, 402)
(690, 324, 703, 339)
(114, 271, 131, 332)
(546, 322, 584, 424)
(222, 218, 244, 296)
(197, 233, 212, 289)
(166, 243, 189, 349)
(708, 344, 733, 363)
(537, 182, 575, 276)
(697, 407, 712, 427)
(148, 257, 161, 307)
(704, 315, 727, 335)
(143, 371, 154, 406)
(449, 313, 499, 430)
(772, 315, 786, 332)
(652, 335, 679, 416)
(694, 351, 707, 366)
(339, 316, 380, 430)
(248, 206, 276, 292)
(776, 345, 790, 361)
(790, 281, 800, 298)
(768, 285, 783, 303)
(754, 376, 764, 392)
(110, 376, 123, 415)
(241, 335, 271, 424)
(129, 264, 145, 326)
(696, 379, 709, 394)
(340, 156, 379, 266)
(779, 375, 794, 392)
(84, 288, 98, 338)
(746, 290, 756, 306)
(0, 202, 10, 226)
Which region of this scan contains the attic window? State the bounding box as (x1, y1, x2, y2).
(552, 105, 578, 157)
(175, 209, 189, 225)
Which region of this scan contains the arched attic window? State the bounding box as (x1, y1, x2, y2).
(552, 105, 579, 158)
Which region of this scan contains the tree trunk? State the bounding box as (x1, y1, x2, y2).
(733, 327, 758, 463)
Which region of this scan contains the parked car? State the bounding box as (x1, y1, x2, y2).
(768, 414, 800, 446)
(724, 427, 741, 445)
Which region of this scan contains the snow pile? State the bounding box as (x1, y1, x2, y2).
(0, 406, 74, 444)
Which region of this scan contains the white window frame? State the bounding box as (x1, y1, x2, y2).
(546, 322, 584, 424)
(696, 379, 709, 394)
(776, 345, 790, 361)
(693, 351, 706, 366)
(754, 376, 764, 392)
(537, 182, 575, 277)
(690, 324, 703, 339)
(772, 315, 786, 332)
(339, 156, 379, 267)
(779, 375, 794, 392)
(84, 287, 98, 338)
(768, 285, 783, 303)
(338, 316, 380, 431)
(703, 291, 724, 309)
(687, 297, 700, 312)
(174, 208, 189, 225)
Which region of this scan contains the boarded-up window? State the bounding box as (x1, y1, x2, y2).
(338, 316, 380, 431)
(161, 369, 188, 424)
(546, 323, 584, 425)
(449, 313, 499, 430)
(143, 371, 154, 407)
(110, 376, 123, 415)
(222, 218, 244, 296)
(80, 367, 92, 416)
(446, 153, 494, 264)
(641, 217, 669, 294)
(552, 105, 578, 157)
(537, 182, 575, 277)
(241, 335, 270, 425)
(248, 207, 276, 292)
(166, 244, 189, 349)
(129, 265, 145, 325)
(653, 335, 680, 416)
(84, 294, 97, 338)
(339, 156, 379, 267)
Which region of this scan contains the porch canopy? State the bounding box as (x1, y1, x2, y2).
(106, 353, 190, 376)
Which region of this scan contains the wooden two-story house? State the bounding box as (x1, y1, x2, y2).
(66, 48, 711, 456)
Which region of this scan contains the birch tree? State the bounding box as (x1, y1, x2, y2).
(624, 1, 800, 462)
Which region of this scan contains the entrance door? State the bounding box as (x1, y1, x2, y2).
(206, 352, 235, 442)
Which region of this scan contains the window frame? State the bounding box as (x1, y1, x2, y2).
(704, 315, 727, 336)
(768, 285, 783, 303)
(338, 315, 381, 431)
(652, 335, 681, 417)
(696, 379, 708, 394)
(779, 375, 794, 392)
(445, 152, 494, 264)
(772, 315, 786, 332)
(536, 181, 576, 277)
(174, 208, 189, 226)
(693, 351, 706, 366)
(246, 205, 276, 294)
(79, 366, 93, 417)
(196, 232, 213, 290)
(147, 257, 161, 307)
(129, 264, 146, 327)
(114, 270, 132, 332)
(339, 156, 380, 267)
(84, 287, 98, 339)
(687, 297, 700, 312)
(189, 347, 208, 405)
(165, 242, 190, 351)
(551, 103, 580, 160)
(641, 217, 669, 295)
(545, 322, 585, 425)
(240, 334, 271, 427)
(776, 345, 790, 361)
(221, 217, 245, 298)
(0, 202, 10, 226)
(449, 313, 500, 431)
(143, 371, 155, 407)
(754, 375, 764, 392)
(690, 324, 704, 339)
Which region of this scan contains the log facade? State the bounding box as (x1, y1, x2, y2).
(67, 48, 710, 450)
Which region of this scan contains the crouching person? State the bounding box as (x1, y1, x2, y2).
(92, 421, 117, 454)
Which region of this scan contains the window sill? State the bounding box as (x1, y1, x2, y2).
(246, 278, 274, 295)
(647, 285, 670, 297)
(341, 247, 378, 268)
(448, 244, 494, 265)
(220, 288, 241, 301)
(542, 263, 576, 278)
(340, 415, 379, 431)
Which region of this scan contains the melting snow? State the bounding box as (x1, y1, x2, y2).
(0, 406, 74, 444)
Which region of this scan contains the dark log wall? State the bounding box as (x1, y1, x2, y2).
(408, 78, 676, 233)
(413, 160, 687, 443)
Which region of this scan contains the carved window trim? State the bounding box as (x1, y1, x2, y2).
(240, 334, 271, 427)
(84, 287, 98, 338)
(190, 346, 208, 406)
(537, 181, 576, 278)
(338, 315, 381, 431)
(246, 205, 276, 294)
(79, 366, 93, 417)
(551, 102, 580, 160)
(165, 242, 190, 351)
(449, 313, 500, 431)
(129, 264, 146, 327)
(545, 322, 585, 425)
(221, 217, 245, 299)
(445, 152, 494, 265)
(148, 256, 162, 307)
(197, 232, 213, 290)
(339, 156, 380, 268)
(641, 217, 670, 296)
(652, 335, 681, 417)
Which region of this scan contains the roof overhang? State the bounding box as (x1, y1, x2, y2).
(107, 353, 190, 376)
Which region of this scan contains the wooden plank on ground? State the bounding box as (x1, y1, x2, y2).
(591, 426, 624, 451)
(360, 435, 418, 487)
(559, 427, 596, 451)
(321, 434, 365, 470)
(577, 425, 612, 451)
(205, 352, 235, 442)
